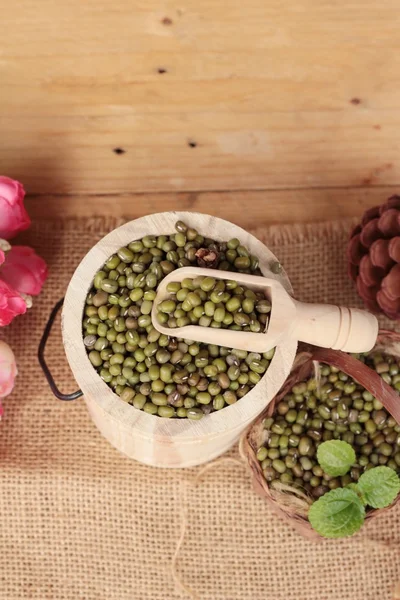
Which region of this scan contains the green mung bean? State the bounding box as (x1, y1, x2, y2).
(83, 219, 272, 418)
(257, 350, 400, 500)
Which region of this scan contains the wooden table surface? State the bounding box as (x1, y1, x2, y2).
(2, 0, 400, 226)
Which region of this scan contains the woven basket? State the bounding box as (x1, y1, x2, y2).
(241, 330, 400, 541)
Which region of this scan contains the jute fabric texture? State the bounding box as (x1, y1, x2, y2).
(1, 216, 399, 600)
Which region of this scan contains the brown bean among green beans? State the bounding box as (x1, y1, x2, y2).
(83, 219, 274, 419)
(256, 352, 400, 499)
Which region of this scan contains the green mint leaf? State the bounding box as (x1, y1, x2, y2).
(317, 440, 356, 477)
(357, 466, 400, 509)
(308, 488, 365, 538)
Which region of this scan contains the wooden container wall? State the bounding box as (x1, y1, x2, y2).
(62, 211, 297, 467)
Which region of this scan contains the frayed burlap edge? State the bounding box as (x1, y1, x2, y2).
(30, 215, 358, 245)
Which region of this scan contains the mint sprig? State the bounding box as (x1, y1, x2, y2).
(308, 441, 400, 538)
(317, 440, 356, 477)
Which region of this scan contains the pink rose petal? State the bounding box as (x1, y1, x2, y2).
(0, 340, 17, 399)
(0, 246, 48, 296)
(0, 177, 31, 239)
(0, 279, 26, 326)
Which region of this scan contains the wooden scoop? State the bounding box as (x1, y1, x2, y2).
(151, 267, 378, 353)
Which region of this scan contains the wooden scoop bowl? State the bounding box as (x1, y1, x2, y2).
(152, 267, 379, 354)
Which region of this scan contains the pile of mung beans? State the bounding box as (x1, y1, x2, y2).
(256, 351, 400, 498)
(82, 220, 275, 419)
(157, 277, 270, 331)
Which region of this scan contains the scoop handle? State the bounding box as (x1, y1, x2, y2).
(290, 301, 379, 352)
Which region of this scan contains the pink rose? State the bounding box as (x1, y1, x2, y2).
(0, 340, 17, 399)
(0, 246, 48, 296)
(0, 279, 26, 326)
(0, 176, 31, 239)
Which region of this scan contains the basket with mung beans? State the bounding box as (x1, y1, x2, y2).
(242, 330, 400, 540)
(82, 219, 275, 420)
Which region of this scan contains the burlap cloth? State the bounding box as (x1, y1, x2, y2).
(1, 216, 399, 600)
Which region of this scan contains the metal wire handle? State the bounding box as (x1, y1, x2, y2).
(38, 298, 83, 401)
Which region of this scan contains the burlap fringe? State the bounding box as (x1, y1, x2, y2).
(30, 216, 127, 234)
(30, 215, 358, 246)
(252, 217, 358, 246)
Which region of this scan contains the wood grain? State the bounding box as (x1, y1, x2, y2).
(26, 187, 397, 227)
(1, 0, 400, 194)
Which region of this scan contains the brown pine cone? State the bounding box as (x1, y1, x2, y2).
(348, 195, 400, 319)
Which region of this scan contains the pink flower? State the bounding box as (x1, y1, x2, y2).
(0, 250, 4, 266)
(0, 246, 48, 296)
(0, 279, 26, 326)
(0, 176, 31, 239)
(0, 340, 17, 402)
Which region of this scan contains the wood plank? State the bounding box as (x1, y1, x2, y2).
(3, 0, 400, 55)
(3, 51, 400, 113)
(2, 110, 399, 193)
(2, 0, 400, 194)
(2, 50, 400, 95)
(25, 187, 396, 227)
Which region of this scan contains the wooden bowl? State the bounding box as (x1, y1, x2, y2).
(62, 211, 298, 468)
(241, 330, 400, 540)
